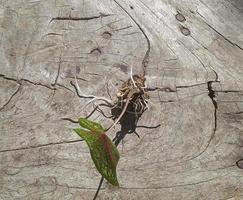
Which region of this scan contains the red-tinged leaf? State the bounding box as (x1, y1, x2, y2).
(73, 125, 119, 186)
(78, 118, 104, 133)
(92, 133, 119, 186)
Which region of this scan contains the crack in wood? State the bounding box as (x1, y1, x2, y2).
(44, 33, 64, 37)
(197, 11, 243, 51)
(182, 80, 219, 162)
(176, 83, 242, 93)
(0, 74, 75, 111)
(1, 74, 55, 90)
(147, 87, 177, 92)
(215, 90, 242, 93)
(225, 111, 243, 115)
(207, 80, 218, 132)
(113, 0, 151, 76)
(111, 25, 133, 32)
(0, 85, 21, 111)
(176, 82, 207, 88)
(0, 74, 19, 82)
(0, 139, 83, 153)
(21, 78, 55, 90)
(191, 35, 209, 50)
(178, 41, 210, 78)
(55, 83, 74, 93)
(51, 13, 111, 22)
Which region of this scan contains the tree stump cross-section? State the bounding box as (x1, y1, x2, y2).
(0, 0, 243, 199)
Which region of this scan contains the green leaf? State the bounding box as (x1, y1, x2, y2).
(78, 118, 104, 133)
(73, 128, 96, 142)
(73, 123, 120, 186)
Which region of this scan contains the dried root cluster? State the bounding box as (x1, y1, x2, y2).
(71, 71, 149, 125)
(116, 74, 149, 114)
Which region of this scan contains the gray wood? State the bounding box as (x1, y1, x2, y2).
(0, 0, 243, 199)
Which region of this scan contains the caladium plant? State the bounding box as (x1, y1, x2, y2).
(73, 118, 120, 186)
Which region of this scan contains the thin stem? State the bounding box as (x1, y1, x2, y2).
(92, 177, 104, 200)
(130, 65, 137, 88)
(106, 98, 130, 132)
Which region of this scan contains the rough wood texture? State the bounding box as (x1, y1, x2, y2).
(1, 0, 243, 199)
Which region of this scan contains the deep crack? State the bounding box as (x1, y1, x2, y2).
(183, 80, 219, 161)
(0, 74, 55, 90)
(207, 80, 218, 139)
(199, 81, 218, 153)
(147, 86, 177, 92)
(51, 13, 111, 22)
(21, 78, 55, 90)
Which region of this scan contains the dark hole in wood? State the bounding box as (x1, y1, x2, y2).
(175, 12, 186, 22)
(236, 159, 243, 169)
(180, 25, 191, 36)
(102, 31, 112, 39)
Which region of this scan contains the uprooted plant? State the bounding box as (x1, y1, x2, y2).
(71, 72, 149, 187)
(61, 64, 163, 200)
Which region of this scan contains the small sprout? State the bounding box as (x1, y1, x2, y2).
(73, 118, 120, 186)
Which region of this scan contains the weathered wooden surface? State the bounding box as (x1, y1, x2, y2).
(1, 0, 243, 199)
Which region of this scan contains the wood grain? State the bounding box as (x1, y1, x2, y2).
(0, 0, 243, 199)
